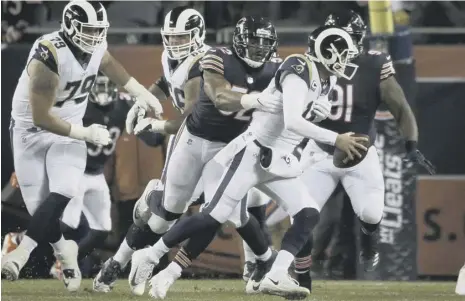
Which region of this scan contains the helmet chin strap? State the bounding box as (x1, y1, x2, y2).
(240, 56, 264, 68)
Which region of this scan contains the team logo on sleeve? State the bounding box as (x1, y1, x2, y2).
(291, 59, 306, 74)
(38, 44, 49, 61)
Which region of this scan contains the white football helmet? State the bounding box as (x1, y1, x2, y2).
(61, 0, 109, 54)
(306, 25, 359, 80)
(161, 6, 206, 60)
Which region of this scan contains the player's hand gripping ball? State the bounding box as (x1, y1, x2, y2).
(333, 133, 370, 168)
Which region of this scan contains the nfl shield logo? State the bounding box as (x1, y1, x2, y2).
(247, 76, 254, 84)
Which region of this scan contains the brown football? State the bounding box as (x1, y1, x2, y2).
(333, 133, 370, 168)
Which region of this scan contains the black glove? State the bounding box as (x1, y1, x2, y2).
(403, 141, 436, 175)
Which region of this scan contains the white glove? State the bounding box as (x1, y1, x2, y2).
(240, 92, 282, 113)
(310, 98, 332, 122)
(133, 118, 166, 135)
(124, 78, 163, 117)
(125, 100, 147, 134)
(69, 124, 111, 146)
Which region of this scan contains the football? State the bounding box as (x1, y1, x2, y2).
(333, 133, 370, 168)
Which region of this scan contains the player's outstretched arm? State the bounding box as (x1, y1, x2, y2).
(203, 70, 248, 111)
(100, 50, 163, 115)
(380, 76, 418, 144)
(28, 58, 70, 136)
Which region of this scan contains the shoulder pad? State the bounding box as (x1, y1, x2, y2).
(199, 47, 233, 76)
(187, 51, 205, 81)
(274, 54, 312, 92)
(31, 41, 59, 75)
(367, 50, 396, 80)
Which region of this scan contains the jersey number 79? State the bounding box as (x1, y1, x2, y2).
(54, 75, 97, 108)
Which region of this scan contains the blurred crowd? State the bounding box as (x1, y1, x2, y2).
(2, 1, 465, 46)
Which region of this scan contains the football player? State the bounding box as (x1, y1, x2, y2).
(293, 10, 434, 291)
(127, 16, 285, 297)
(6, 75, 165, 280)
(134, 25, 368, 299)
(2, 1, 163, 292)
(92, 6, 211, 293)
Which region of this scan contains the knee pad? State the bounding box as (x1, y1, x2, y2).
(147, 213, 177, 234)
(359, 204, 383, 225)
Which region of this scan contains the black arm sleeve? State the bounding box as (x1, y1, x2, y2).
(155, 76, 170, 96)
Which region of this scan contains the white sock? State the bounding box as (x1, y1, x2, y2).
(50, 235, 67, 253)
(148, 239, 170, 263)
(113, 239, 134, 268)
(19, 235, 37, 254)
(256, 247, 272, 262)
(166, 262, 182, 277)
(268, 250, 294, 277)
(243, 242, 256, 263)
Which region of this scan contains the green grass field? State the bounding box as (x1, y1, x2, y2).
(1, 279, 463, 301)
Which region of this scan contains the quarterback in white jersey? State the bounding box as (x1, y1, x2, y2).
(2, 0, 163, 292)
(93, 6, 210, 293)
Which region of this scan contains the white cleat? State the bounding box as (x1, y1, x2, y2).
(1, 246, 30, 281)
(260, 272, 310, 300)
(54, 240, 82, 292)
(149, 268, 181, 299)
(129, 248, 157, 296)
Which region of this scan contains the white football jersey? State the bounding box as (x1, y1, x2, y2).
(11, 31, 107, 129)
(249, 54, 337, 152)
(160, 44, 210, 113)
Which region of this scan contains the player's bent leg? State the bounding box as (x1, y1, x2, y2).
(293, 159, 340, 290)
(341, 147, 384, 272)
(45, 139, 87, 292)
(257, 178, 321, 299)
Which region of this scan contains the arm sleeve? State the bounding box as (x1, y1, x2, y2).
(30, 41, 58, 75)
(154, 76, 170, 96)
(282, 73, 338, 145)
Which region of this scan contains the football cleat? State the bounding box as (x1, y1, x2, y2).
(260, 272, 310, 300)
(93, 257, 122, 293)
(242, 261, 256, 282)
(53, 240, 82, 292)
(148, 268, 181, 299)
(1, 245, 30, 281)
(245, 250, 277, 294)
(129, 248, 157, 296)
